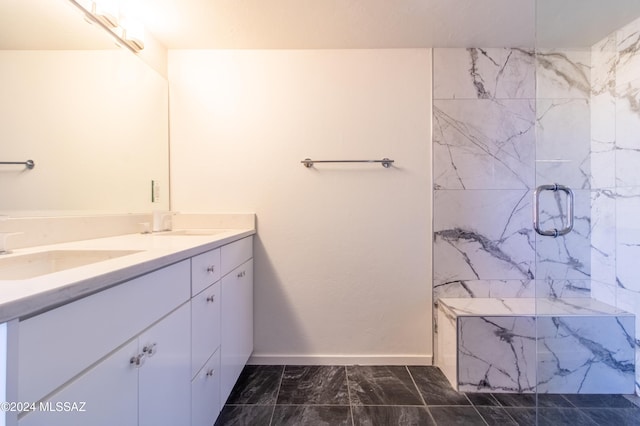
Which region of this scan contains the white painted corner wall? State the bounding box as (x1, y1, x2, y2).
(168, 49, 432, 364)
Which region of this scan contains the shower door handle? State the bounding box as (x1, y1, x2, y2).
(533, 184, 574, 237)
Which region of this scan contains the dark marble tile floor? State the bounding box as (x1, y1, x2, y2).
(214, 365, 640, 425)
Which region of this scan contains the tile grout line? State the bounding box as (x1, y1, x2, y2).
(345, 365, 355, 426)
(405, 366, 439, 425)
(267, 365, 286, 426)
(406, 366, 494, 426)
(560, 393, 578, 408)
(451, 374, 490, 426)
(490, 393, 531, 426)
(467, 404, 490, 426)
(499, 404, 523, 426)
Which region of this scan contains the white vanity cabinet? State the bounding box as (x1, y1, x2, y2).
(11, 233, 254, 426)
(190, 235, 254, 424)
(17, 261, 192, 426)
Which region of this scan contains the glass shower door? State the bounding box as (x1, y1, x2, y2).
(534, 1, 640, 423)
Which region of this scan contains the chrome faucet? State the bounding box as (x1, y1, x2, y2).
(0, 232, 22, 255)
(152, 211, 173, 232)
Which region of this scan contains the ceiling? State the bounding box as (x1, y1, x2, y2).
(126, 0, 537, 49)
(3, 0, 640, 50)
(125, 0, 640, 49)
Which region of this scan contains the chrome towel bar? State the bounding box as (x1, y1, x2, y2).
(0, 160, 35, 169)
(301, 158, 394, 168)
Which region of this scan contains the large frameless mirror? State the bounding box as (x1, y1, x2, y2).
(0, 0, 169, 216)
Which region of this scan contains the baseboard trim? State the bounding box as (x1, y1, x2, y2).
(247, 354, 433, 366)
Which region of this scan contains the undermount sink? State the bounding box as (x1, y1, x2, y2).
(0, 250, 142, 280)
(154, 229, 232, 236)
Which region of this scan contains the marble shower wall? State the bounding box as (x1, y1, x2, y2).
(535, 49, 591, 288)
(433, 48, 591, 306)
(590, 15, 640, 395)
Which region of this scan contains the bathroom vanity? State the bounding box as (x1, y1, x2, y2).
(0, 215, 255, 426)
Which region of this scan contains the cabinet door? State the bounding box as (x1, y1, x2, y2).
(19, 340, 138, 426)
(220, 259, 254, 405)
(138, 303, 191, 426)
(191, 282, 221, 379)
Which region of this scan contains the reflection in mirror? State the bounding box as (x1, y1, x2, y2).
(0, 0, 169, 216)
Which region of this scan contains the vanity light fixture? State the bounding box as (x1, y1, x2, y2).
(121, 17, 145, 51)
(91, 0, 119, 28)
(68, 0, 145, 53)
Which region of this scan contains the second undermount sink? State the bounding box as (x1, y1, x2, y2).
(154, 229, 232, 236)
(0, 250, 143, 280)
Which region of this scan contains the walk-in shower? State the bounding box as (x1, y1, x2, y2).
(433, 0, 640, 423)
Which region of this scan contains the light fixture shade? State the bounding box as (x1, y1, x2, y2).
(92, 0, 119, 27)
(122, 17, 145, 51)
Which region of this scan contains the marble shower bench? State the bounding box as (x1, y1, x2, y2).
(437, 298, 635, 394)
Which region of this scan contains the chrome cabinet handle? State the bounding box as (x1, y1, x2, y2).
(130, 353, 146, 368)
(130, 342, 157, 368)
(533, 184, 574, 237)
(206, 294, 216, 303)
(206, 369, 215, 377)
(237, 270, 245, 278)
(143, 343, 157, 357)
(207, 265, 215, 273)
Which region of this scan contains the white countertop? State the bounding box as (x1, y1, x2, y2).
(0, 228, 255, 323)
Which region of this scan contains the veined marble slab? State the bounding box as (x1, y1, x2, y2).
(536, 49, 591, 99)
(433, 99, 535, 190)
(440, 297, 632, 317)
(433, 48, 535, 100)
(437, 298, 635, 394)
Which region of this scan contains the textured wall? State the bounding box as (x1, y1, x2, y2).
(169, 49, 432, 364)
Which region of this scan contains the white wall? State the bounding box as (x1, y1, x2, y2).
(169, 49, 432, 364)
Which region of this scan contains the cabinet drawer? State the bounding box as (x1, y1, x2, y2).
(191, 248, 220, 296)
(191, 349, 221, 426)
(18, 260, 190, 404)
(191, 281, 221, 379)
(221, 236, 253, 277)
